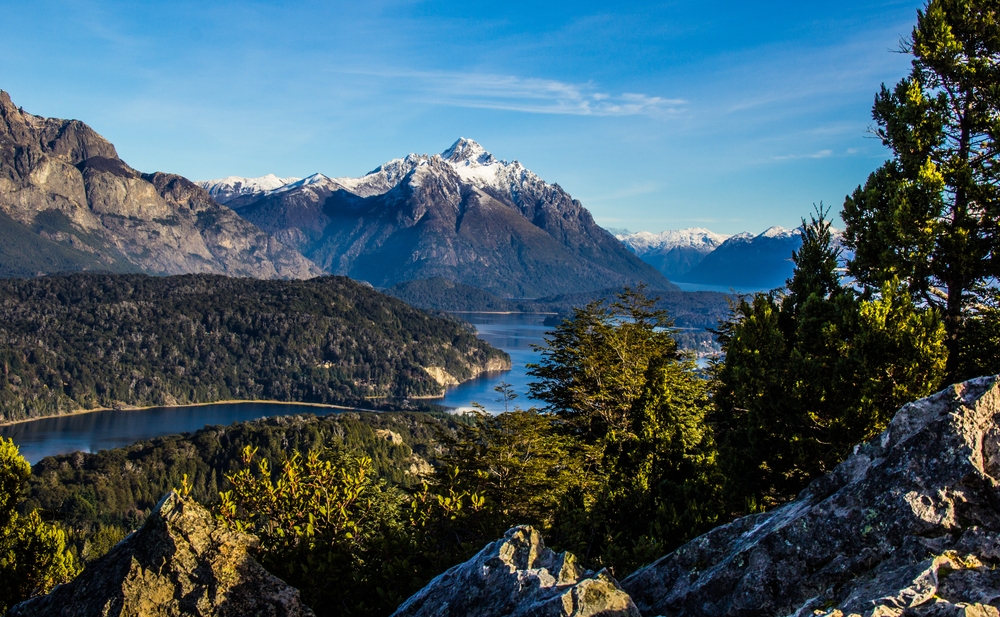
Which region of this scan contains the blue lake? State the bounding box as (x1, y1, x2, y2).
(0, 312, 551, 464)
(436, 312, 548, 413)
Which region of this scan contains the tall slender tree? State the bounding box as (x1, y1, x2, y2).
(842, 0, 1000, 377)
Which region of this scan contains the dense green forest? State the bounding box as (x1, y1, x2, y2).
(0, 274, 508, 422)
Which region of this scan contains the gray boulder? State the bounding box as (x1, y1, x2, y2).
(8, 491, 314, 617)
(622, 376, 1000, 617)
(391, 524, 640, 617)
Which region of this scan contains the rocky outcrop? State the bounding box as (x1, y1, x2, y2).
(621, 376, 1000, 617)
(0, 90, 321, 279)
(391, 525, 639, 617)
(8, 491, 315, 617)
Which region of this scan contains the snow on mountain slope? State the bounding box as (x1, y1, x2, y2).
(616, 228, 732, 280)
(618, 228, 731, 254)
(219, 138, 674, 296)
(197, 174, 301, 204)
(205, 138, 566, 210)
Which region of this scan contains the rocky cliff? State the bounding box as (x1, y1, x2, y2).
(393, 376, 1000, 616)
(0, 90, 321, 279)
(8, 491, 314, 617)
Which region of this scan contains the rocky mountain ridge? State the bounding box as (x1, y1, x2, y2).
(0, 90, 321, 279)
(8, 492, 315, 617)
(217, 138, 675, 297)
(395, 375, 1000, 616)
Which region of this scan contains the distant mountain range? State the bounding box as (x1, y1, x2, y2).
(616, 228, 732, 280)
(0, 91, 321, 279)
(196, 174, 301, 206)
(679, 226, 802, 289)
(618, 226, 803, 290)
(201, 139, 675, 297)
(618, 225, 854, 292)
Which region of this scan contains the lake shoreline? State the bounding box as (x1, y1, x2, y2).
(0, 399, 391, 429)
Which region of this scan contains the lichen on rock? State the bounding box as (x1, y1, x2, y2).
(621, 376, 1000, 617)
(7, 491, 314, 617)
(391, 525, 640, 617)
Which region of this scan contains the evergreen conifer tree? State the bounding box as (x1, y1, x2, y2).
(842, 0, 1000, 377)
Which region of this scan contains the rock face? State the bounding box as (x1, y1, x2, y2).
(8, 491, 315, 617)
(0, 90, 321, 279)
(226, 138, 675, 297)
(622, 376, 1000, 617)
(392, 525, 640, 617)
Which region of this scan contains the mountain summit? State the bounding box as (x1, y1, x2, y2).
(221, 139, 675, 297)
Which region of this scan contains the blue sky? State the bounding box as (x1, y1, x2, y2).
(2, 0, 925, 235)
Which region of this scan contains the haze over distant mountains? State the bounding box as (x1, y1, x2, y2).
(203, 138, 675, 297)
(618, 225, 855, 292)
(0, 91, 321, 279)
(618, 226, 803, 290)
(616, 228, 732, 280)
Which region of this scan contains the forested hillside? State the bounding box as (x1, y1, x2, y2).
(19, 410, 464, 556)
(0, 274, 509, 422)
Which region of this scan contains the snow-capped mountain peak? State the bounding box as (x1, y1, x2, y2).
(760, 225, 799, 239)
(441, 138, 496, 166)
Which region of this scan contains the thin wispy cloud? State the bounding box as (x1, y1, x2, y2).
(772, 149, 834, 161)
(344, 70, 686, 118)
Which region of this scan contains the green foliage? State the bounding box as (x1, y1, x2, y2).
(842, 0, 1000, 377)
(216, 445, 408, 616)
(954, 290, 1000, 377)
(592, 355, 724, 572)
(525, 288, 724, 575)
(432, 401, 598, 539)
(20, 410, 469, 567)
(0, 273, 507, 422)
(713, 207, 947, 509)
(528, 286, 681, 438)
(0, 438, 77, 613)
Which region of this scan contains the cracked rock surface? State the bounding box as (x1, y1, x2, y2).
(391, 525, 640, 617)
(8, 491, 314, 617)
(621, 376, 1000, 617)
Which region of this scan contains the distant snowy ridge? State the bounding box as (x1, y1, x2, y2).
(197, 174, 301, 204)
(214, 138, 558, 207)
(617, 228, 731, 254)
